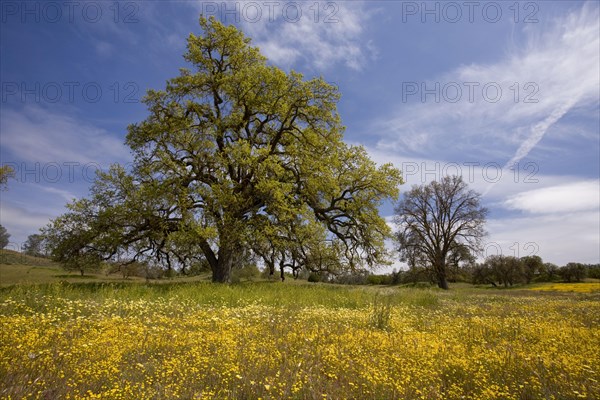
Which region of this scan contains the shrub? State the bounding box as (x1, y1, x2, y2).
(401, 266, 432, 285)
(232, 264, 260, 282)
(367, 274, 384, 285)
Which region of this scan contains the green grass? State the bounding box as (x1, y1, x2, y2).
(0, 250, 87, 286)
(0, 250, 213, 287)
(0, 249, 57, 267)
(0, 264, 67, 285)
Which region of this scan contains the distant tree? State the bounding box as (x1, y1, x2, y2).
(0, 225, 10, 249)
(43, 17, 403, 283)
(447, 242, 476, 282)
(22, 234, 47, 257)
(521, 255, 543, 284)
(115, 261, 144, 279)
(390, 268, 402, 285)
(470, 262, 497, 287)
(586, 264, 600, 279)
(0, 165, 15, 190)
(42, 209, 103, 276)
(394, 176, 487, 289)
(231, 263, 260, 282)
(106, 260, 161, 280)
(366, 274, 385, 285)
(485, 255, 524, 287)
(559, 263, 587, 282)
(540, 262, 560, 281)
(329, 270, 369, 285)
(403, 265, 433, 285)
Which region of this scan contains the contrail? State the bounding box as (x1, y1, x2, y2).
(482, 98, 579, 197)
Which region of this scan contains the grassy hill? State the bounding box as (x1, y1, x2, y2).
(0, 249, 66, 286)
(0, 249, 147, 286)
(0, 249, 214, 286)
(0, 249, 58, 267)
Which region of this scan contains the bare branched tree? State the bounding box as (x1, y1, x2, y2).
(394, 176, 487, 289)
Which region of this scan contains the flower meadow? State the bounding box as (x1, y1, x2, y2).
(528, 282, 600, 294)
(1, 283, 598, 399)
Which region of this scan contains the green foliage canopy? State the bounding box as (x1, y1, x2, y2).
(0, 165, 15, 191)
(22, 234, 47, 257)
(43, 17, 403, 282)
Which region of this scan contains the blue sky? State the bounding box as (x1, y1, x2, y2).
(1, 1, 599, 267)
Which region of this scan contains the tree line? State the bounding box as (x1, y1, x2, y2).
(336, 258, 598, 287)
(3, 224, 597, 286)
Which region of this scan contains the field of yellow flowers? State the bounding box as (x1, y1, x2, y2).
(1, 282, 599, 399)
(528, 282, 600, 294)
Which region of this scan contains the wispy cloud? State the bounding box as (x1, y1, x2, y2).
(249, 2, 370, 71)
(486, 210, 600, 265)
(502, 98, 579, 169)
(40, 186, 78, 203)
(189, 1, 375, 71)
(503, 180, 600, 214)
(362, 146, 578, 202)
(0, 203, 54, 248)
(94, 40, 114, 57)
(1, 105, 130, 165)
(376, 3, 599, 162)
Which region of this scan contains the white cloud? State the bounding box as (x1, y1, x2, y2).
(0, 204, 50, 232)
(1, 105, 130, 165)
(0, 182, 86, 249)
(362, 145, 581, 204)
(503, 180, 600, 214)
(40, 186, 78, 203)
(377, 3, 600, 161)
(486, 211, 600, 265)
(0, 203, 54, 250)
(225, 1, 374, 71)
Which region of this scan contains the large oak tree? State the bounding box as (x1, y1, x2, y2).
(44, 17, 403, 282)
(394, 176, 487, 289)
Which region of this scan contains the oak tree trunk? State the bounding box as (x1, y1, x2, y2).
(437, 275, 449, 290)
(212, 244, 235, 283)
(435, 257, 449, 290)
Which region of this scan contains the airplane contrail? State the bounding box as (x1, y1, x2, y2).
(482, 98, 579, 197)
